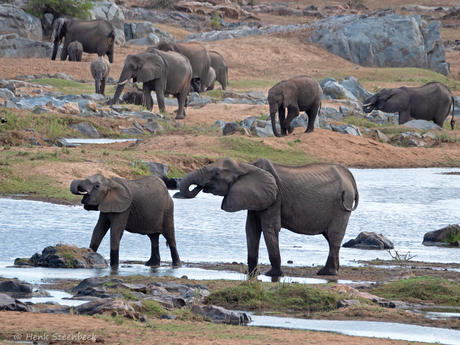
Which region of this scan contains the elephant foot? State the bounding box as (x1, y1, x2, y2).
(145, 260, 161, 267)
(287, 126, 294, 134)
(304, 128, 315, 134)
(264, 267, 284, 277)
(172, 260, 182, 268)
(175, 115, 186, 120)
(316, 266, 338, 276)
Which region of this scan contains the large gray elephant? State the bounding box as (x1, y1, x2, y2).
(70, 174, 181, 267)
(178, 157, 359, 277)
(68, 40, 83, 62)
(90, 56, 111, 95)
(52, 18, 115, 63)
(268, 75, 323, 137)
(208, 50, 228, 90)
(148, 42, 210, 93)
(362, 82, 455, 129)
(110, 50, 192, 119)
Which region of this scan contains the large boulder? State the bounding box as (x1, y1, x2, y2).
(423, 224, 460, 246)
(0, 33, 53, 58)
(342, 231, 394, 249)
(90, 0, 125, 45)
(309, 13, 450, 75)
(0, 5, 43, 40)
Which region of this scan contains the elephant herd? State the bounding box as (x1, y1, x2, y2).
(51, 18, 228, 119)
(61, 19, 455, 278)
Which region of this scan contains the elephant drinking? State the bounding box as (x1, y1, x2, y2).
(362, 82, 455, 129)
(178, 157, 359, 277)
(70, 174, 181, 267)
(268, 75, 323, 137)
(110, 50, 192, 119)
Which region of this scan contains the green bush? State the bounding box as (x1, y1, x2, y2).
(25, 0, 94, 20)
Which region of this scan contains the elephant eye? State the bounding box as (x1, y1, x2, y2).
(95, 183, 100, 189)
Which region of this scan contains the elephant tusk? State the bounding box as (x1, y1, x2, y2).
(78, 191, 88, 195)
(362, 103, 372, 107)
(117, 79, 128, 86)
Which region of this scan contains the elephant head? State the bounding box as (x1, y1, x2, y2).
(362, 87, 410, 114)
(268, 81, 297, 137)
(179, 157, 278, 212)
(70, 174, 133, 213)
(110, 52, 166, 106)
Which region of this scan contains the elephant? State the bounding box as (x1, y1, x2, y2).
(208, 50, 228, 90)
(122, 90, 144, 105)
(206, 67, 216, 91)
(90, 56, 111, 96)
(268, 75, 323, 137)
(362, 82, 455, 129)
(147, 42, 211, 93)
(52, 18, 115, 63)
(68, 40, 83, 62)
(178, 157, 359, 277)
(110, 50, 192, 119)
(70, 174, 181, 267)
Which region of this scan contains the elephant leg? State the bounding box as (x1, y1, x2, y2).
(175, 92, 187, 120)
(107, 51, 114, 64)
(89, 213, 110, 252)
(146, 233, 161, 266)
(101, 78, 107, 96)
(161, 212, 182, 267)
(191, 79, 200, 93)
(246, 210, 262, 278)
(284, 106, 299, 134)
(143, 84, 155, 111)
(278, 106, 287, 136)
(60, 44, 69, 61)
(317, 214, 350, 275)
(305, 103, 320, 133)
(152, 79, 165, 112)
(260, 205, 283, 277)
(398, 109, 411, 125)
(108, 212, 129, 267)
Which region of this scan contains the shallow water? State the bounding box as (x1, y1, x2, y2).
(63, 138, 137, 145)
(1, 167, 459, 270)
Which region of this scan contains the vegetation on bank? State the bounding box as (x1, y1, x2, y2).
(25, 0, 94, 20)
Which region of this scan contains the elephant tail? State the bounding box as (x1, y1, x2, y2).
(451, 96, 455, 130)
(342, 190, 359, 212)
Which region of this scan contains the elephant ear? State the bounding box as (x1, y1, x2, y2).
(282, 81, 297, 108)
(136, 54, 164, 83)
(222, 164, 278, 212)
(385, 87, 411, 112)
(99, 177, 133, 213)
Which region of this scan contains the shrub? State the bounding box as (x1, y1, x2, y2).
(25, 0, 94, 20)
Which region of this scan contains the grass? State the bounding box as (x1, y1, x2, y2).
(32, 78, 95, 95)
(204, 280, 339, 314)
(216, 137, 318, 166)
(445, 225, 460, 244)
(229, 79, 277, 90)
(370, 276, 460, 306)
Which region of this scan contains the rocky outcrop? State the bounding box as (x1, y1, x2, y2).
(0, 5, 43, 41)
(90, 0, 125, 45)
(423, 224, 460, 247)
(14, 244, 108, 268)
(309, 13, 450, 76)
(342, 232, 394, 250)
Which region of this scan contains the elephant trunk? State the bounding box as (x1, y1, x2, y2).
(95, 72, 102, 94)
(70, 179, 91, 195)
(51, 39, 59, 61)
(362, 103, 375, 113)
(110, 83, 125, 105)
(269, 103, 282, 137)
(179, 168, 207, 198)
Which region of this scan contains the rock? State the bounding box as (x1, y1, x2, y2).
(0, 34, 53, 59)
(120, 127, 143, 135)
(0, 293, 16, 310)
(371, 129, 390, 143)
(124, 22, 175, 43)
(337, 299, 361, 308)
(342, 231, 394, 250)
(322, 107, 343, 121)
(423, 224, 460, 246)
(402, 119, 443, 130)
(211, 120, 226, 128)
(0, 5, 43, 40)
(69, 122, 101, 138)
(340, 76, 373, 101)
(333, 124, 362, 137)
(143, 161, 169, 181)
(192, 305, 251, 325)
(0, 88, 14, 100)
(0, 280, 33, 294)
(319, 77, 337, 89)
(250, 120, 274, 137)
(161, 314, 177, 320)
(323, 81, 358, 101)
(90, 0, 125, 45)
(405, 139, 426, 147)
(223, 122, 239, 135)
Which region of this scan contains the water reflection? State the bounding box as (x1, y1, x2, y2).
(0, 167, 459, 270)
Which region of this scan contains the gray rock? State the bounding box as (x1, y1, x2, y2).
(143, 162, 168, 180)
(188, 93, 212, 106)
(334, 124, 362, 137)
(69, 122, 100, 138)
(0, 293, 16, 310)
(422, 132, 436, 139)
(161, 314, 177, 320)
(423, 224, 460, 246)
(365, 110, 388, 125)
(323, 107, 343, 121)
(0, 34, 53, 59)
(0, 88, 14, 100)
(0, 280, 33, 294)
(120, 127, 143, 135)
(0, 5, 43, 40)
(342, 231, 394, 250)
(337, 299, 361, 308)
(319, 77, 337, 89)
(309, 13, 449, 76)
(192, 305, 251, 325)
(143, 120, 163, 134)
(402, 119, 443, 131)
(90, 0, 125, 45)
(211, 120, 226, 128)
(323, 81, 358, 101)
(71, 277, 113, 293)
(223, 122, 239, 135)
(291, 113, 309, 128)
(405, 139, 426, 147)
(399, 132, 422, 141)
(372, 129, 390, 143)
(340, 76, 373, 101)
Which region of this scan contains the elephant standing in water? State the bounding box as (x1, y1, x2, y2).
(268, 75, 323, 137)
(362, 82, 455, 129)
(110, 50, 192, 119)
(178, 157, 359, 277)
(148, 42, 210, 93)
(52, 18, 115, 63)
(70, 174, 181, 267)
(90, 56, 111, 95)
(68, 41, 83, 61)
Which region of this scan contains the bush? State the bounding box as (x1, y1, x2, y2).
(25, 0, 94, 20)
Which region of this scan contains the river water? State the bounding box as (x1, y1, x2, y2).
(0, 167, 459, 269)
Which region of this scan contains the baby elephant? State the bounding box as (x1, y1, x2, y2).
(90, 56, 111, 95)
(68, 41, 83, 62)
(122, 90, 144, 105)
(70, 174, 181, 267)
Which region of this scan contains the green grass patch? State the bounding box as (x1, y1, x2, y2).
(32, 78, 95, 95)
(342, 116, 381, 128)
(229, 79, 277, 90)
(445, 225, 460, 244)
(202, 89, 225, 100)
(204, 280, 339, 313)
(370, 277, 460, 306)
(138, 300, 167, 317)
(217, 137, 318, 165)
